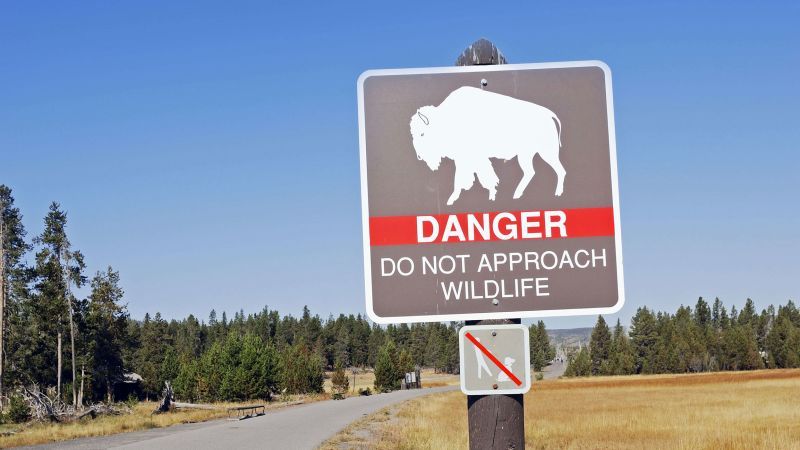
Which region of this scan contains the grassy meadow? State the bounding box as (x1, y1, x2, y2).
(364, 369, 800, 450)
(322, 368, 460, 393)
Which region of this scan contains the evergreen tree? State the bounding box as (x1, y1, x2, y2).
(565, 347, 591, 377)
(766, 314, 800, 368)
(374, 340, 400, 392)
(0, 186, 31, 399)
(397, 348, 414, 375)
(84, 267, 128, 402)
(135, 312, 170, 398)
(590, 316, 612, 375)
(738, 298, 757, 328)
(530, 321, 555, 371)
(694, 297, 711, 328)
(629, 307, 658, 373)
(609, 319, 635, 375)
(280, 342, 324, 394)
(32, 202, 86, 402)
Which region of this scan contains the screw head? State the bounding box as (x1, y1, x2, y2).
(492, 298, 499, 306)
(480, 78, 488, 87)
(492, 331, 497, 337)
(492, 384, 498, 389)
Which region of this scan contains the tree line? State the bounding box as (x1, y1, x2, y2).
(566, 297, 800, 377)
(0, 186, 461, 407)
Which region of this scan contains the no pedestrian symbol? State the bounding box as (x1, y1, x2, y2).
(459, 324, 531, 395)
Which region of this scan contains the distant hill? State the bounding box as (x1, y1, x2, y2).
(547, 327, 592, 352)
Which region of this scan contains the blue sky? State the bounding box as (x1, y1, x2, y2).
(1, 1, 798, 328)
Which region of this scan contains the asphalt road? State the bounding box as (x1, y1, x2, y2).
(28, 386, 456, 450)
(542, 360, 567, 379)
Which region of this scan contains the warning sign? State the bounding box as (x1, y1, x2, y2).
(358, 61, 624, 323)
(459, 324, 531, 395)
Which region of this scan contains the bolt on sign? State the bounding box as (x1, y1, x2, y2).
(357, 61, 624, 323)
(459, 324, 530, 395)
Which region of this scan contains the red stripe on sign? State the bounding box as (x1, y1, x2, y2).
(369, 207, 614, 246)
(465, 332, 523, 386)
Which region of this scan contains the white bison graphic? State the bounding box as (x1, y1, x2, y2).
(410, 86, 565, 205)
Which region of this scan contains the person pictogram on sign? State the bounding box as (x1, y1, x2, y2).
(497, 357, 516, 382)
(473, 337, 493, 379)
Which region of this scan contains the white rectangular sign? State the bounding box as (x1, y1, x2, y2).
(459, 324, 531, 395)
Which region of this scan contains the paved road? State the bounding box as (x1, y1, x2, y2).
(29, 386, 456, 450)
(542, 360, 567, 379)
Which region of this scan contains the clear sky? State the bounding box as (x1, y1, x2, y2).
(2, 1, 798, 328)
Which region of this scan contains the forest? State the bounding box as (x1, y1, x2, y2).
(2, 184, 798, 417)
(0, 185, 461, 409)
(565, 297, 800, 377)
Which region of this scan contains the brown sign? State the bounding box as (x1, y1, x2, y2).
(358, 61, 624, 323)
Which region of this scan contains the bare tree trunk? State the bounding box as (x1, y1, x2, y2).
(57, 329, 62, 399)
(63, 252, 77, 407)
(78, 364, 84, 409)
(107, 376, 112, 403)
(68, 300, 77, 407)
(0, 205, 5, 411)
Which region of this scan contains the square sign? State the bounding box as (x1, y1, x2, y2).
(358, 61, 624, 323)
(459, 324, 531, 395)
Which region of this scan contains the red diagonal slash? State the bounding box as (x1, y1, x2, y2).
(465, 331, 522, 386)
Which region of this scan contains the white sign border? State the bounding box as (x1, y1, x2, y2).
(357, 60, 625, 324)
(458, 324, 531, 396)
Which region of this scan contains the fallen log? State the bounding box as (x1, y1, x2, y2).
(173, 402, 217, 410)
(19, 385, 130, 422)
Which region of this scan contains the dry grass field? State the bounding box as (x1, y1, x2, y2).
(322, 368, 459, 393)
(361, 369, 800, 450)
(0, 395, 326, 448)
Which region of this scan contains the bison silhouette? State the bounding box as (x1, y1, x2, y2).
(410, 86, 565, 206)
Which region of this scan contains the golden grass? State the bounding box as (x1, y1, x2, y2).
(0, 395, 326, 449)
(365, 369, 800, 450)
(323, 368, 460, 394)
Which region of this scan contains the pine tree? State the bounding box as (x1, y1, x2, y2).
(609, 319, 635, 375)
(530, 321, 554, 371)
(374, 340, 400, 392)
(590, 316, 612, 375)
(135, 312, 170, 398)
(397, 348, 414, 375)
(766, 313, 800, 368)
(0, 186, 30, 403)
(565, 347, 591, 377)
(629, 307, 658, 374)
(32, 202, 86, 402)
(694, 297, 711, 328)
(84, 267, 128, 402)
(280, 342, 324, 394)
(738, 298, 757, 328)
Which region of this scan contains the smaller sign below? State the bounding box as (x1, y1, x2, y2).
(459, 324, 531, 396)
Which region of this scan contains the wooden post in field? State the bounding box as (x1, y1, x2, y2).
(457, 38, 525, 450)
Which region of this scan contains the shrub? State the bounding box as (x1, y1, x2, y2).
(125, 393, 139, 409)
(8, 395, 31, 424)
(535, 372, 544, 381)
(358, 387, 372, 396)
(331, 362, 349, 396)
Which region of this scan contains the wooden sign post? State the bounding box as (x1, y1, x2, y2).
(457, 38, 526, 450)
